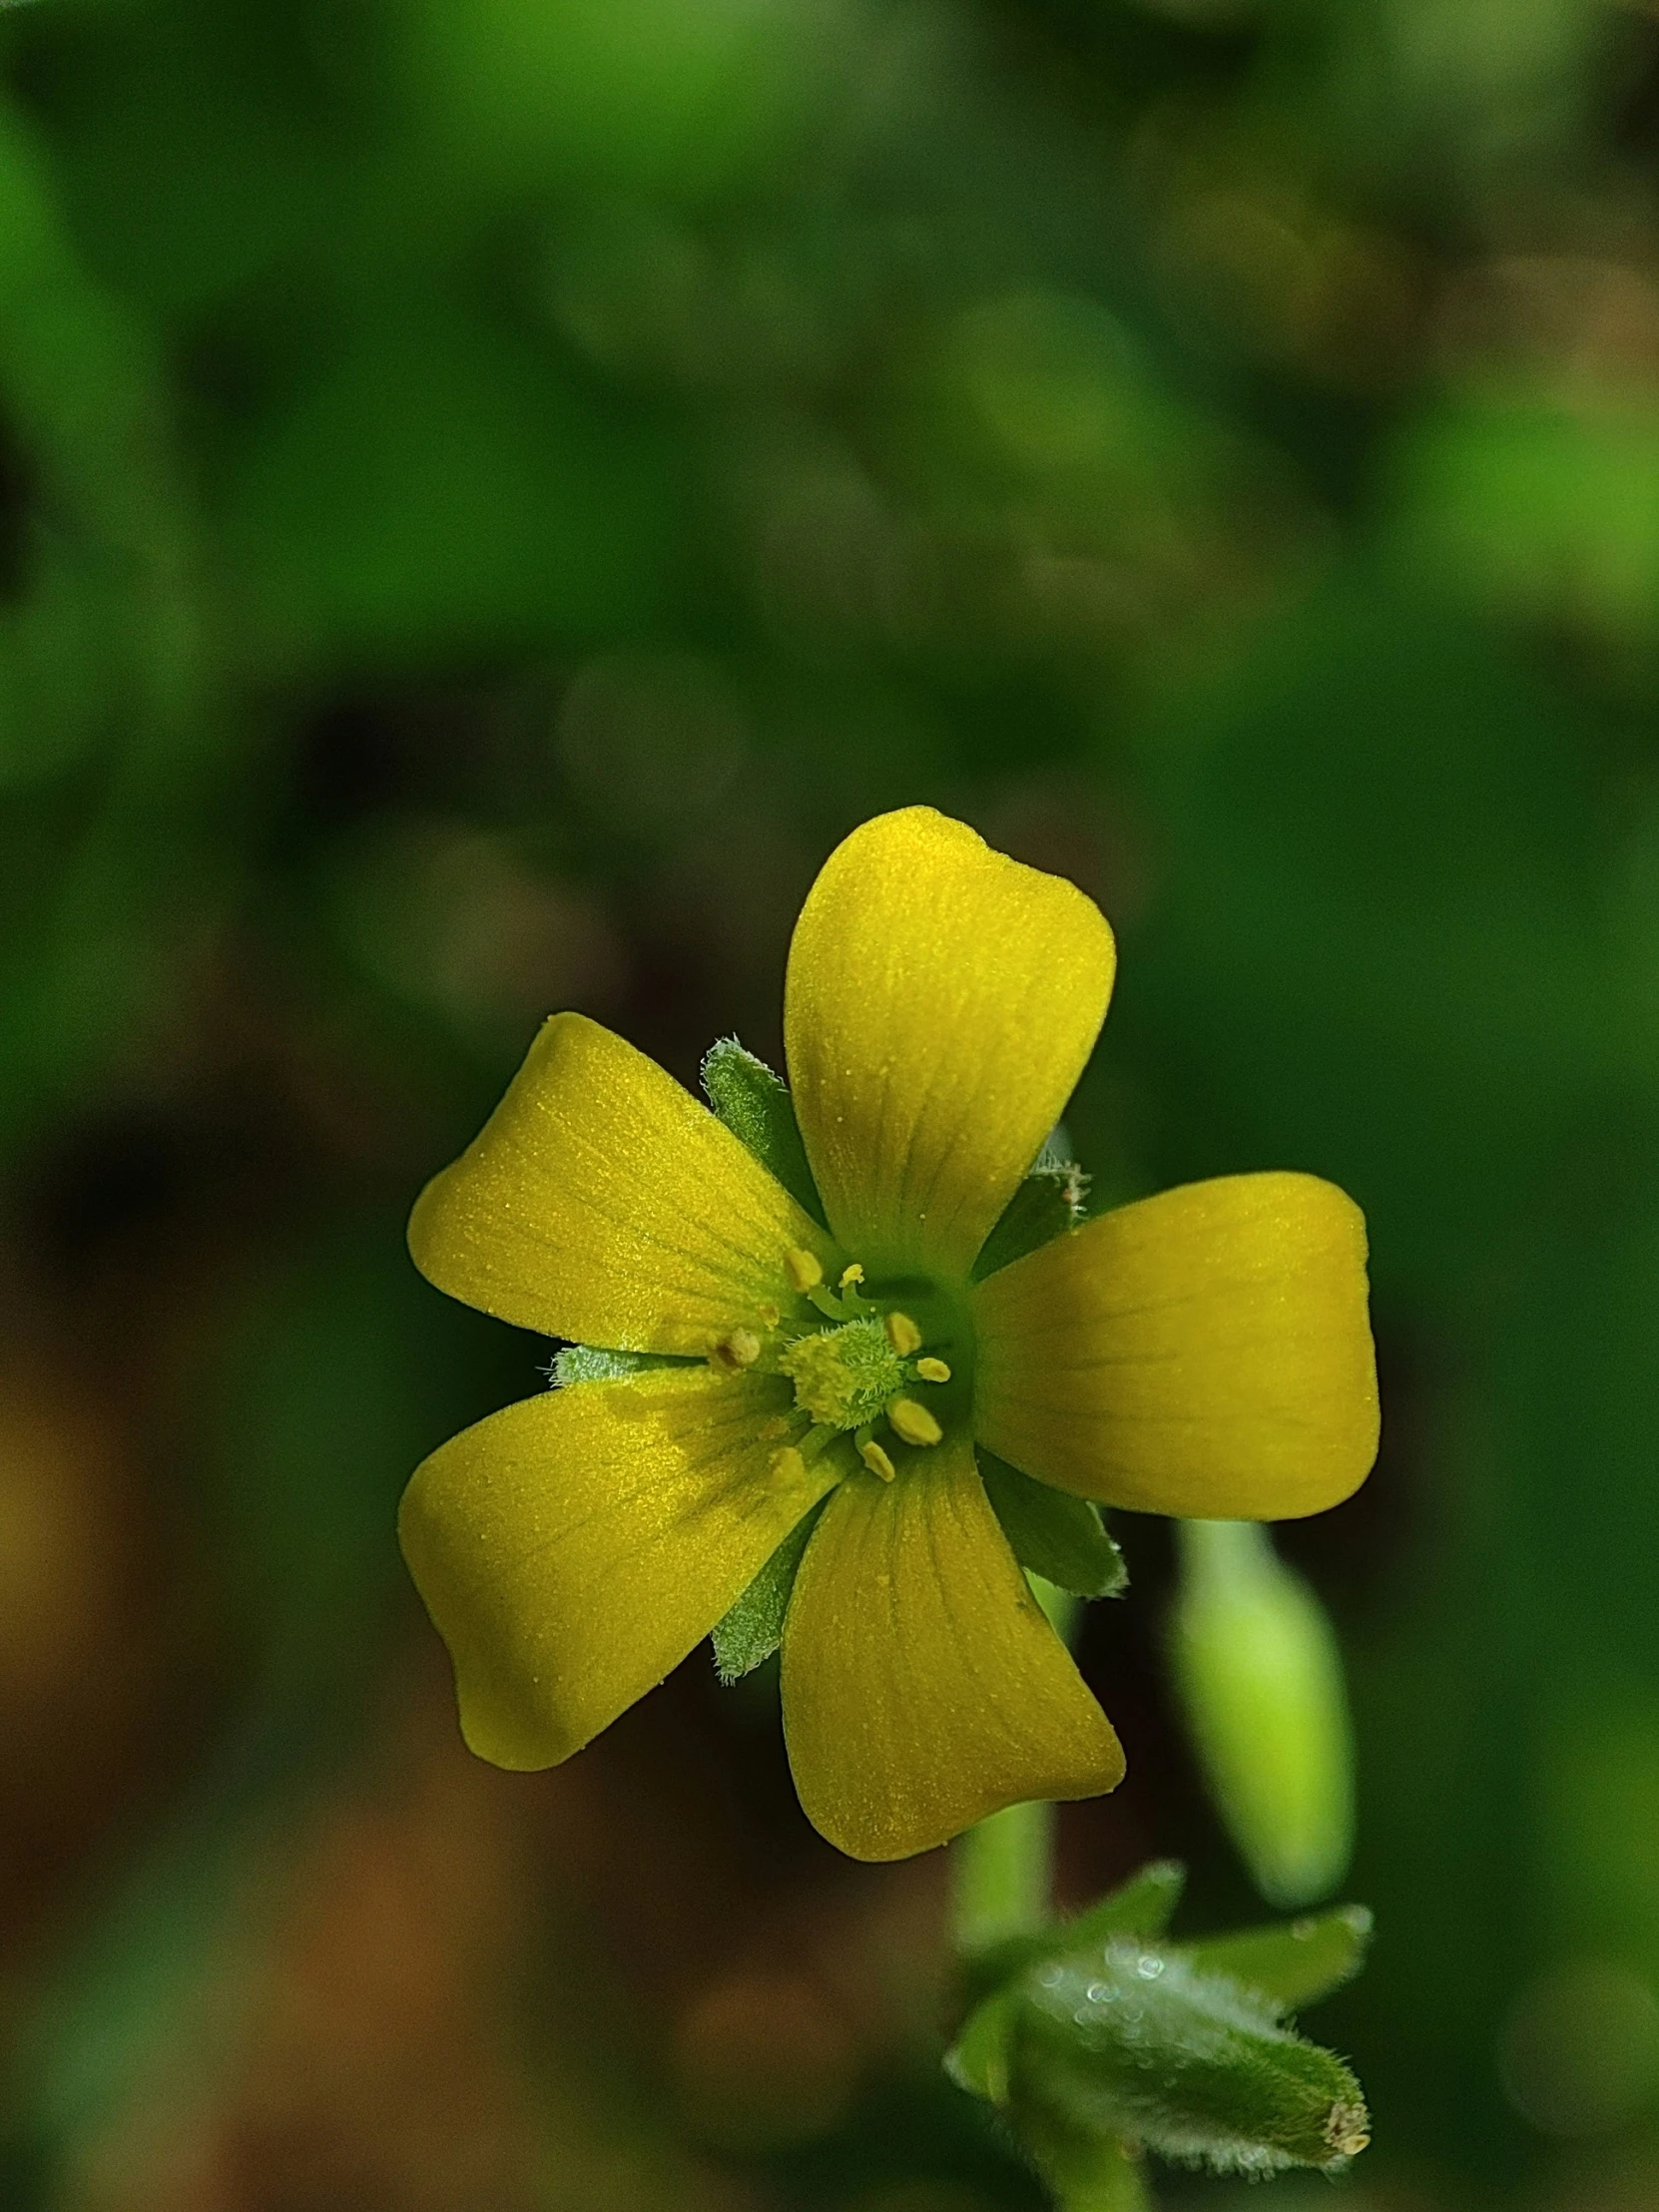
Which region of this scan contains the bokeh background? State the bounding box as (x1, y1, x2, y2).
(3, 0, 1659, 2205)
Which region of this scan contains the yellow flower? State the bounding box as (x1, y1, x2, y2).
(400, 808, 1380, 1862)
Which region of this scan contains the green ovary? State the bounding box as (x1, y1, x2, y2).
(779, 1319, 906, 1431)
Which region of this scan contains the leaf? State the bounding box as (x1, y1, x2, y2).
(959, 1862, 1187, 2011)
(980, 1451, 1126, 1598)
(1183, 1905, 1373, 2011)
(972, 1160, 1089, 1281)
(710, 1498, 827, 1682)
(945, 1988, 1018, 2105)
(1062, 1861, 1187, 1947)
(1013, 1942, 1370, 2177)
(701, 1035, 826, 1224)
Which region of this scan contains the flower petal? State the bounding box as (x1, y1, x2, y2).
(399, 1366, 837, 1770)
(408, 1012, 836, 1354)
(779, 1437, 1125, 1860)
(784, 809, 1115, 1281)
(972, 1173, 1379, 1519)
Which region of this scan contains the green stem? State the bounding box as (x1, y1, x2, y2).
(949, 1578, 1079, 1953)
(946, 1581, 1157, 2211)
(1045, 2140, 1153, 2212)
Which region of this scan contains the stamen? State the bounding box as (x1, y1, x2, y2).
(838, 1263, 864, 1290)
(859, 1439, 897, 1482)
(785, 1248, 825, 1293)
(710, 1328, 762, 1372)
(1326, 2104, 1371, 2159)
(915, 1356, 951, 1384)
(888, 1396, 942, 1447)
(884, 1311, 923, 1357)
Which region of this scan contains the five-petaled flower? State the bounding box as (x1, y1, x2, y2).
(400, 808, 1380, 1861)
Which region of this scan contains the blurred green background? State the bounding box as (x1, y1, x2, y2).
(2, 0, 1659, 2204)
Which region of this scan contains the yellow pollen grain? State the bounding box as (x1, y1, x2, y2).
(758, 1415, 792, 1441)
(711, 1328, 762, 1371)
(884, 1311, 922, 1357)
(757, 1302, 781, 1329)
(838, 1263, 864, 1289)
(768, 1446, 808, 1490)
(785, 1248, 824, 1293)
(915, 1357, 951, 1383)
(888, 1396, 942, 1447)
(859, 1439, 897, 1482)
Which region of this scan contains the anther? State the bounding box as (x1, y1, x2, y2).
(859, 1439, 897, 1482)
(785, 1249, 824, 1294)
(887, 1396, 942, 1447)
(884, 1311, 922, 1357)
(768, 1446, 808, 1490)
(1326, 2104, 1371, 2159)
(838, 1263, 864, 1290)
(711, 1328, 762, 1372)
(915, 1357, 951, 1383)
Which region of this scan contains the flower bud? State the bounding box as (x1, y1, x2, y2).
(1170, 1520, 1354, 1909)
(1010, 1942, 1369, 2177)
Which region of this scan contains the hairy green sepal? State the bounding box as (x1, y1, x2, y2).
(1014, 1946, 1367, 2175)
(1186, 1905, 1373, 2009)
(710, 1499, 828, 1683)
(551, 1344, 679, 1384)
(980, 1451, 1125, 1598)
(948, 1863, 1371, 2187)
(701, 1036, 826, 1226)
(958, 1861, 1186, 2018)
(973, 1157, 1089, 1282)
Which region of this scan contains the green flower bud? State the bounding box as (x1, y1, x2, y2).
(1170, 1519, 1354, 1908)
(1010, 1941, 1370, 2178)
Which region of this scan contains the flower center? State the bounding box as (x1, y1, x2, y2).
(711, 1249, 972, 1486)
(779, 1318, 907, 1431)
(733, 1250, 963, 1483)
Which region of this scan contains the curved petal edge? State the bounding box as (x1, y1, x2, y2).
(408, 1012, 836, 1355)
(400, 1367, 836, 1770)
(972, 1172, 1380, 1519)
(784, 809, 1115, 1281)
(780, 1438, 1125, 1860)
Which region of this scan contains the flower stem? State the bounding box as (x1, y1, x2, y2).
(949, 1578, 1079, 1952)
(1046, 2139, 1153, 2212)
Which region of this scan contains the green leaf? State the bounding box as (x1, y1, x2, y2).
(1013, 1942, 1370, 2176)
(552, 1344, 680, 1384)
(973, 1160, 1088, 1281)
(1184, 1905, 1373, 2011)
(980, 1452, 1126, 1598)
(959, 1862, 1187, 2012)
(701, 1036, 827, 1225)
(711, 1499, 827, 1683)
(1063, 1861, 1187, 1947)
(945, 1988, 1019, 2105)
